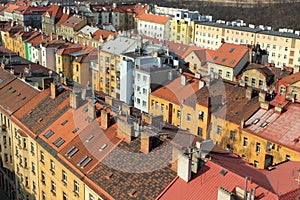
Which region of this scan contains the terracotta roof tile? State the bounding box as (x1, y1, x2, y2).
(244, 102, 300, 152)
(0, 78, 39, 114)
(158, 158, 278, 200)
(15, 88, 70, 134)
(278, 71, 300, 85)
(137, 13, 170, 24)
(56, 13, 72, 27)
(42, 5, 63, 18)
(211, 43, 249, 68)
(151, 73, 201, 105)
(61, 15, 84, 28)
(92, 29, 116, 41)
(0, 67, 16, 89)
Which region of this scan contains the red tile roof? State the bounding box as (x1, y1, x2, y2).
(0, 67, 16, 89)
(165, 41, 203, 59)
(42, 4, 63, 18)
(56, 13, 72, 27)
(0, 78, 39, 115)
(244, 102, 300, 152)
(151, 73, 201, 105)
(278, 71, 300, 85)
(61, 15, 84, 28)
(157, 160, 278, 200)
(92, 29, 116, 41)
(211, 43, 249, 68)
(4, 4, 20, 13)
(137, 13, 170, 25)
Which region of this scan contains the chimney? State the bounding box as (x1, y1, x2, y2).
(275, 104, 283, 114)
(177, 149, 192, 182)
(181, 75, 187, 86)
(81, 88, 87, 101)
(217, 187, 235, 200)
(50, 83, 58, 99)
(259, 92, 266, 102)
(67, 7, 70, 15)
(42, 77, 53, 90)
(240, 118, 245, 128)
(117, 118, 133, 143)
(105, 96, 113, 106)
(88, 101, 96, 120)
(140, 131, 152, 154)
(260, 101, 270, 110)
(63, 6, 66, 14)
(244, 176, 249, 200)
(70, 91, 83, 110)
(199, 80, 205, 89)
(248, 46, 253, 63)
(167, 71, 173, 81)
(122, 103, 131, 116)
(245, 87, 253, 99)
(101, 109, 110, 130)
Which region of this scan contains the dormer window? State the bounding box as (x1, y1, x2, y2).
(280, 86, 286, 94)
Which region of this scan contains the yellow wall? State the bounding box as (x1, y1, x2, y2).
(184, 51, 207, 76)
(208, 62, 235, 81)
(148, 95, 181, 126)
(170, 18, 195, 45)
(56, 54, 73, 79)
(241, 68, 268, 90)
(37, 145, 84, 200)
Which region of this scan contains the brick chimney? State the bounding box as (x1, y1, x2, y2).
(177, 150, 192, 182)
(259, 92, 266, 102)
(117, 118, 133, 143)
(88, 101, 96, 120)
(50, 82, 58, 99)
(101, 109, 110, 130)
(105, 96, 113, 106)
(70, 91, 83, 110)
(140, 131, 152, 154)
(245, 87, 253, 99)
(42, 77, 53, 90)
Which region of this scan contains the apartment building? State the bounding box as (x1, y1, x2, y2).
(170, 11, 199, 45)
(137, 13, 171, 40)
(208, 43, 249, 81)
(59, 15, 86, 41)
(194, 20, 300, 69)
(41, 5, 64, 35)
(98, 36, 137, 99)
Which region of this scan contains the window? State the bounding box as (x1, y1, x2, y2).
(143, 75, 147, 82)
(177, 110, 181, 118)
(41, 171, 45, 184)
(155, 102, 158, 109)
(254, 160, 258, 168)
(280, 86, 286, 94)
(142, 101, 146, 107)
(60, 171, 67, 186)
(51, 181, 56, 195)
(63, 192, 68, 200)
(89, 194, 95, 200)
(251, 78, 256, 86)
(226, 71, 230, 78)
(30, 142, 34, 155)
(151, 100, 154, 108)
(187, 114, 191, 122)
(286, 155, 291, 160)
(217, 125, 222, 135)
(198, 111, 204, 121)
(198, 127, 203, 137)
(218, 69, 222, 76)
(259, 80, 263, 88)
(194, 64, 197, 70)
(23, 138, 27, 149)
(137, 86, 140, 92)
(244, 76, 248, 84)
(40, 151, 44, 164)
(256, 142, 260, 152)
(31, 162, 35, 174)
(161, 104, 164, 112)
(50, 160, 55, 174)
(243, 137, 248, 147)
(42, 191, 46, 200)
(230, 130, 235, 140)
(33, 181, 36, 191)
(74, 181, 79, 195)
(143, 88, 147, 94)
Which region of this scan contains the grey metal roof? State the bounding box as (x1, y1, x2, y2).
(259, 30, 300, 39)
(78, 25, 99, 35)
(101, 36, 137, 55)
(195, 21, 261, 33)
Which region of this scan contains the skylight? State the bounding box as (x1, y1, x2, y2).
(99, 144, 107, 152)
(77, 155, 88, 166)
(261, 122, 268, 128)
(61, 120, 68, 126)
(221, 58, 227, 62)
(230, 60, 235, 65)
(213, 56, 218, 60)
(229, 48, 235, 53)
(72, 128, 79, 133)
(81, 157, 92, 168)
(56, 140, 65, 148)
(43, 130, 55, 139)
(65, 146, 75, 156)
(53, 137, 62, 145)
(68, 148, 79, 158)
(220, 169, 227, 176)
(85, 135, 94, 142)
(252, 118, 260, 125)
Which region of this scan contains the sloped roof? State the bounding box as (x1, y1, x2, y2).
(61, 15, 84, 28)
(42, 4, 63, 18)
(210, 43, 249, 68)
(278, 71, 300, 85)
(137, 13, 170, 24)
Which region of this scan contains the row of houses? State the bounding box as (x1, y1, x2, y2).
(0, 51, 299, 200)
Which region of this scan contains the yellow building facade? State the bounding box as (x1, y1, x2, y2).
(170, 18, 195, 45)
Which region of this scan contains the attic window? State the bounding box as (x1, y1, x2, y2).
(43, 130, 55, 139)
(229, 48, 235, 53)
(80, 157, 92, 168)
(53, 137, 62, 145)
(16, 93, 21, 96)
(56, 139, 65, 148)
(22, 96, 26, 100)
(67, 148, 78, 158)
(99, 144, 107, 152)
(61, 120, 68, 126)
(85, 135, 94, 142)
(8, 86, 12, 90)
(65, 146, 75, 156)
(252, 118, 260, 125)
(221, 58, 227, 63)
(72, 128, 79, 133)
(230, 60, 235, 64)
(261, 122, 268, 128)
(77, 155, 88, 166)
(220, 169, 227, 176)
(213, 56, 218, 60)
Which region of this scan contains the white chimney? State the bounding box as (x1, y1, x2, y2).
(177, 152, 192, 182)
(199, 81, 205, 89)
(181, 75, 186, 86)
